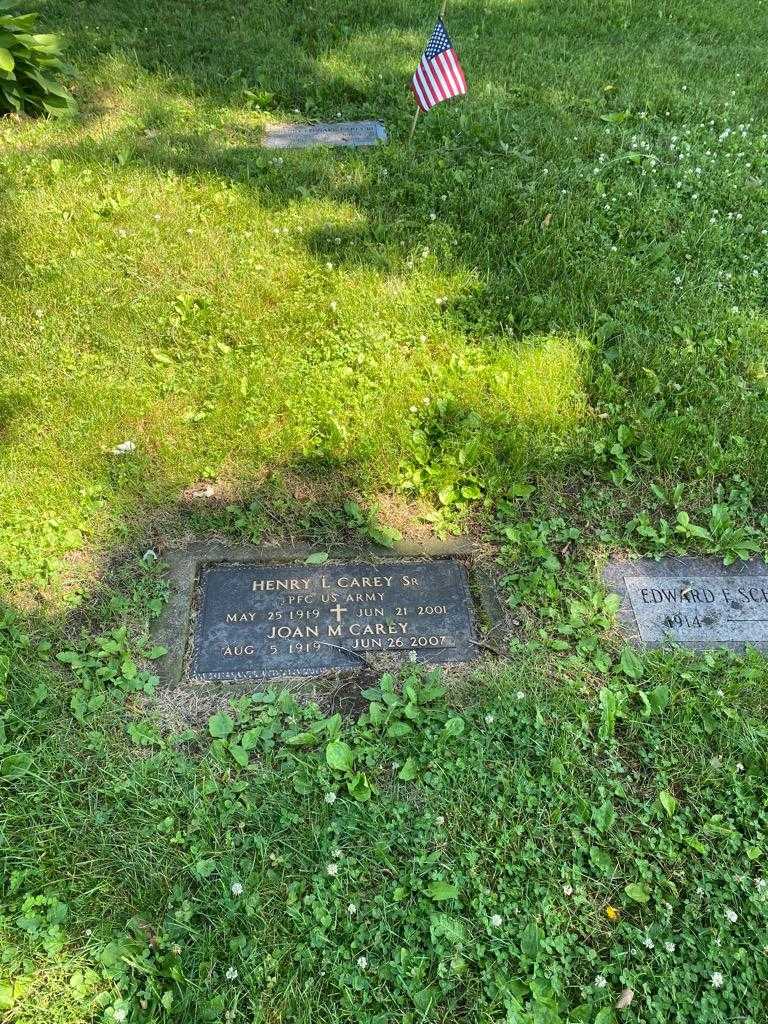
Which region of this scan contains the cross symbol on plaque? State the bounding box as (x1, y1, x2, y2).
(329, 603, 348, 624)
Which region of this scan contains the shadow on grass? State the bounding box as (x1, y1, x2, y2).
(44, 0, 511, 111)
(43, 0, 761, 115)
(19, 119, 570, 342)
(26, 0, 768, 341)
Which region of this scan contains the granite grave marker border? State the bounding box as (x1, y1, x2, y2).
(191, 558, 476, 681)
(262, 120, 387, 150)
(603, 556, 768, 651)
(151, 539, 500, 690)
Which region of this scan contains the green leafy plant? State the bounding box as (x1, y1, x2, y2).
(0, 2, 76, 116)
(592, 424, 652, 486)
(344, 499, 402, 548)
(57, 626, 165, 723)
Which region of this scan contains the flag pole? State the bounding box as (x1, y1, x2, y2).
(409, 0, 448, 144)
(408, 107, 420, 145)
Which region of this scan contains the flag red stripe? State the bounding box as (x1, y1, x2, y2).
(436, 51, 460, 96)
(419, 59, 441, 103)
(415, 62, 437, 108)
(450, 50, 467, 95)
(419, 61, 441, 106)
(423, 57, 448, 101)
(411, 73, 430, 111)
(436, 56, 455, 98)
(447, 49, 467, 92)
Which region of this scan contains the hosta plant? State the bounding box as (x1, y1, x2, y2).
(0, 1, 76, 116)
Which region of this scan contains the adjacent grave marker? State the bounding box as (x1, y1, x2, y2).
(604, 557, 768, 651)
(262, 120, 387, 150)
(190, 559, 477, 681)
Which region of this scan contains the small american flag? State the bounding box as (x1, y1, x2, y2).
(411, 17, 467, 113)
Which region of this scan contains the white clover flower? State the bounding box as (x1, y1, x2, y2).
(357, 956, 368, 970)
(725, 908, 738, 923)
(231, 882, 243, 897)
(643, 936, 655, 949)
(563, 884, 573, 896)
(665, 941, 676, 953)
(490, 914, 503, 927)
(484, 714, 495, 725)
(225, 967, 238, 981)
(324, 791, 337, 804)
(347, 903, 357, 915)
(516, 691, 525, 701)
(429, 212, 437, 221)
(329, 300, 338, 312)
(594, 974, 608, 989)
(756, 878, 767, 892)
(332, 849, 342, 859)
(326, 863, 339, 877)
(114, 1011, 127, 1023)
(711, 971, 724, 989)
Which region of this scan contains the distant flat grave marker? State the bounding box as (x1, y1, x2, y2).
(190, 559, 477, 681)
(604, 557, 768, 651)
(262, 120, 387, 150)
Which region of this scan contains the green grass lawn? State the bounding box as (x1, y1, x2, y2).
(2, 0, 768, 1021)
(2, 0, 768, 597)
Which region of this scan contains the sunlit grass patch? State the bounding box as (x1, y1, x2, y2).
(2, 124, 593, 596)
